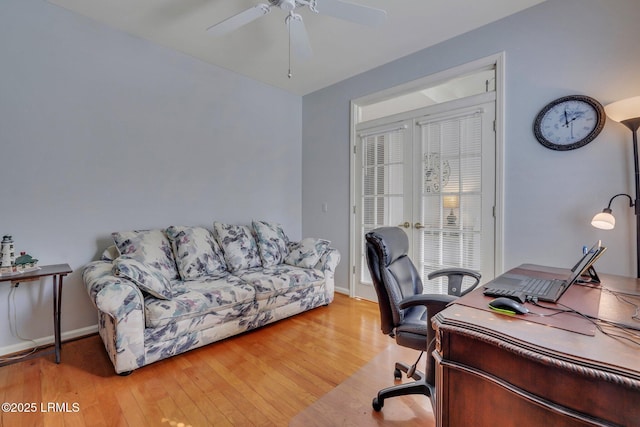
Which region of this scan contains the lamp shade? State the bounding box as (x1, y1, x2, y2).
(443, 195, 459, 209)
(591, 211, 616, 230)
(604, 96, 640, 123)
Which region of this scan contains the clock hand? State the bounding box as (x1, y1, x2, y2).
(564, 110, 584, 132)
(568, 113, 582, 124)
(570, 120, 574, 139)
(569, 110, 585, 122)
(564, 108, 569, 127)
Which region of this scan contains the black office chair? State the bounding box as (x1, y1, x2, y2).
(365, 226, 480, 411)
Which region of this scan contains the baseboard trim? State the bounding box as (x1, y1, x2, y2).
(0, 324, 99, 357)
(335, 286, 349, 295)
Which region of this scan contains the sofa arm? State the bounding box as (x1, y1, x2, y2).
(315, 247, 341, 274)
(314, 247, 340, 303)
(84, 261, 145, 312)
(83, 260, 146, 373)
(84, 261, 120, 302)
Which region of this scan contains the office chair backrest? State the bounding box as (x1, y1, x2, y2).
(365, 227, 423, 334)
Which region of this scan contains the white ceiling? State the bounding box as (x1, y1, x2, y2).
(47, 0, 546, 96)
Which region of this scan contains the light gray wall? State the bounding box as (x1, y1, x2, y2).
(0, 0, 302, 352)
(302, 0, 640, 289)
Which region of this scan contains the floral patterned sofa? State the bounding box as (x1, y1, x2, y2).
(83, 221, 340, 374)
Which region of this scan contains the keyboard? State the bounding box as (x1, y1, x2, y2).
(482, 288, 527, 303)
(521, 278, 554, 295)
(483, 277, 567, 303)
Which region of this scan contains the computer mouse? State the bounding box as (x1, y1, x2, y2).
(488, 297, 529, 315)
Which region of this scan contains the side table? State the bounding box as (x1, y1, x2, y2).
(1, 263, 72, 364)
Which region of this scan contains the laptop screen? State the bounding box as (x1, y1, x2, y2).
(567, 241, 605, 284)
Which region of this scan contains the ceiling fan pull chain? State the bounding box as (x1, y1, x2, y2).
(288, 15, 293, 78)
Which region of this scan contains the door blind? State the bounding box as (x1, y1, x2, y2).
(359, 128, 405, 284)
(419, 111, 483, 293)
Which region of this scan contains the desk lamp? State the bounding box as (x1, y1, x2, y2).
(443, 195, 459, 226)
(591, 96, 640, 277)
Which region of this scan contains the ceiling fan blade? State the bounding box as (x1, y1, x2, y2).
(207, 4, 271, 36)
(316, 0, 386, 27)
(287, 14, 313, 59)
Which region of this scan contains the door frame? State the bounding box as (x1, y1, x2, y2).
(348, 52, 505, 298)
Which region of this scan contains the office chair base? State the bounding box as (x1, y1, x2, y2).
(372, 375, 435, 411)
(395, 361, 424, 381)
(372, 356, 431, 412)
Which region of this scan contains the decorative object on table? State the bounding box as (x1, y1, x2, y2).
(0, 236, 40, 276)
(14, 252, 39, 272)
(533, 95, 606, 151)
(590, 96, 640, 278)
(1, 235, 16, 273)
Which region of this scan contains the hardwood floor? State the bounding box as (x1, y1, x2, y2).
(0, 294, 433, 426)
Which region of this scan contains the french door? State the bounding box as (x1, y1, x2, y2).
(354, 93, 496, 301)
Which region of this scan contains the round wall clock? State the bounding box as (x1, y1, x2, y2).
(533, 95, 606, 151)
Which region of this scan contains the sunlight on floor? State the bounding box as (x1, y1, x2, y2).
(161, 417, 193, 427)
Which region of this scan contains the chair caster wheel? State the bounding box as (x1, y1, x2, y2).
(372, 397, 383, 412)
(394, 368, 402, 380)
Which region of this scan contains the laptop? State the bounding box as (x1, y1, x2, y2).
(483, 241, 607, 303)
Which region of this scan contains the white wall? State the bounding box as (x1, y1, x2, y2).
(302, 0, 640, 290)
(0, 0, 302, 353)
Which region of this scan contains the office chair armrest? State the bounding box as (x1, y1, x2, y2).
(427, 268, 481, 297)
(399, 293, 457, 311)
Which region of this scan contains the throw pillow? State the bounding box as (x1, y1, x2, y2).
(252, 220, 289, 267)
(101, 245, 120, 262)
(166, 225, 227, 280)
(213, 222, 262, 272)
(113, 257, 173, 300)
(285, 238, 330, 269)
(112, 229, 179, 281)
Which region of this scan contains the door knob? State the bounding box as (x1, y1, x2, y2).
(398, 222, 411, 228)
(414, 222, 426, 229)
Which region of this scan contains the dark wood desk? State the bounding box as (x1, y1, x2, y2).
(0, 264, 72, 364)
(433, 265, 640, 427)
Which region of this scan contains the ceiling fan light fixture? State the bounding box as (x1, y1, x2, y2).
(277, 0, 297, 12)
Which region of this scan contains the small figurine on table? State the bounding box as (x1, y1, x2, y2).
(15, 252, 39, 272)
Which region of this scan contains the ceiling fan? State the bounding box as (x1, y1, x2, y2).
(207, 0, 387, 73)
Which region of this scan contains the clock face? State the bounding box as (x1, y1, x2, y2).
(534, 95, 605, 151)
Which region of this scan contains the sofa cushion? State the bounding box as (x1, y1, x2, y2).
(143, 275, 256, 327)
(113, 257, 173, 300)
(252, 220, 289, 267)
(213, 222, 262, 272)
(234, 264, 325, 301)
(285, 238, 331, 268)
(112, 229, 179, 281)
(166, 226, 227, 280)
